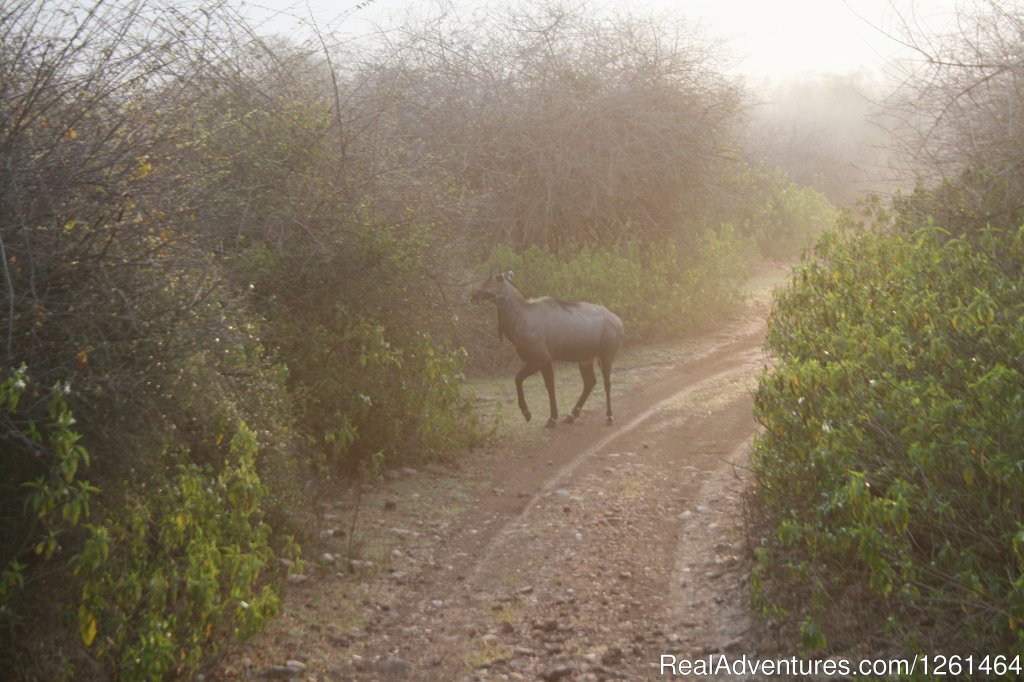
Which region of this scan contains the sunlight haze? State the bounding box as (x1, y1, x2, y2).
(243, 0, 961, 81)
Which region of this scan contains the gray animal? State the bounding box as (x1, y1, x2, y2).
(472, 271, 624, 427)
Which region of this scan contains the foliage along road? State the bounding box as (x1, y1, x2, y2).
(220, 265, 786, 681)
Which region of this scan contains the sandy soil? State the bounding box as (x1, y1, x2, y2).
(218, 267, 787, 682)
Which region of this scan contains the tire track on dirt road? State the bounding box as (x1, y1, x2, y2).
(433, 334, 766, 681)
(469, 344, 763, 583)
(336, 306, 770, 680)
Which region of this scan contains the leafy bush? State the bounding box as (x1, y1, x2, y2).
(718, 162, 837, 259)
(73, 422, 288, 680)
(0, 368, 97, 635)
(232, 220, 479, 475)
(751, 223, 1024, 655)
(485, 228, 747, 341)
(262, 296, 478, 474)
(0, 364, 293, 680)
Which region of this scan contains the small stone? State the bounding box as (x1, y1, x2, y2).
(508, 658, 529, 672)
(320, 552, 336, 564)
(536, 618, 559, 633)
(540, 664, 573, 681)
(286, 574, 308, 585)
(262, 662, 303, 678)
(277, 557, 295, 569)
(723, 637, 744, 652)
(375, 656, 413, 679)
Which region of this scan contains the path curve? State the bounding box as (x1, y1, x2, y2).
(220, 270, 782, 682)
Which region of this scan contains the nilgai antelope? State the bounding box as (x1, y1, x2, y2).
(472, 272, 624, 427)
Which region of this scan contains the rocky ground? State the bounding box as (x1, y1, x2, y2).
(217, 267, 789, 681)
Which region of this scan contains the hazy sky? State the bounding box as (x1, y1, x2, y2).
(242, 0, 961, 81)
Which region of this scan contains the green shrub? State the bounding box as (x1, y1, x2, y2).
(719, 162, 837, 259)
(752, 223, 1024, 655)
(268, 302, 478, 474)
(484, 228, 747, 341)
(235, 228, 479, 475)
(0, 369, 292, 681)
(73, 422, 289, 680)
(0, 367, 97, 637)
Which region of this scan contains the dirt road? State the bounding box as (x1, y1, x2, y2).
(221, 270, 781, 681)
